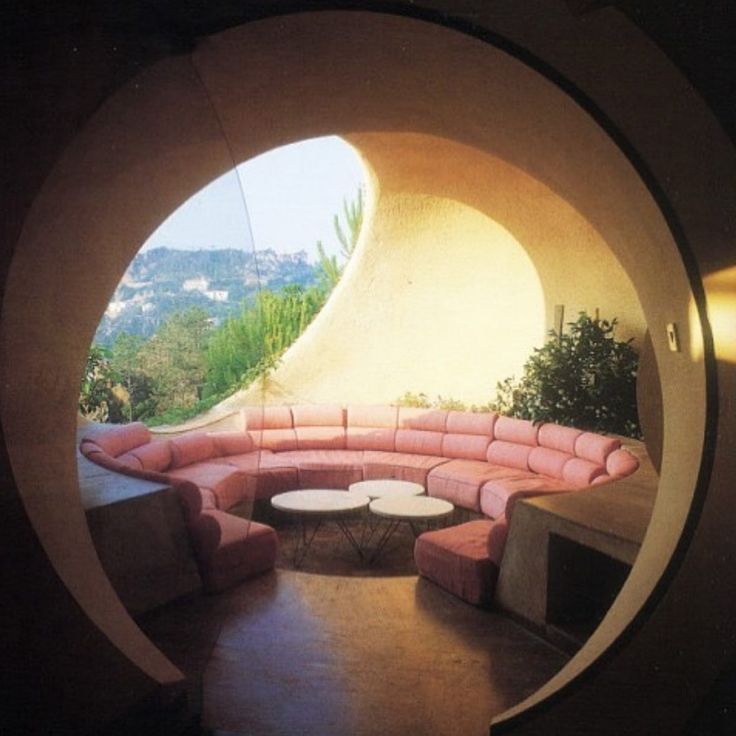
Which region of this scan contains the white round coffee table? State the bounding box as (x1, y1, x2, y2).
(271, 490, 370, 566)
(348, 479, 425, 499)
(368, 495, 454, 562)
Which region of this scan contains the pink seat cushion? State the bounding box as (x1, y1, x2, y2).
(428, 460, 530, 512)
(493, 416, 539, 446)
(480, 475, 569, 519)
(82, 422, 151, 458)
(538, 423, 583, 454)
(281, 449, 364, 489)
(210, 451, 296, 500)
(167, 463, 248, 510)
(362, 451, 449, 485)
(170, 433, 217, 469)
(209, 431, 255, 456)
(188, 511, 278, 593)
(574, 432, 621, 465)
(414, 520, 497, 607)
(487, 516, 510, 565)
(346, 406, 397, 451)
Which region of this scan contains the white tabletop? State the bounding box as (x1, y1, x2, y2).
(348, 479, 425, 499)
(369, 495, 454, 521)
(271, 489, 370, 515)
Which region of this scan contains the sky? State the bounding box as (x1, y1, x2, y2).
(141, 136, 366, 260)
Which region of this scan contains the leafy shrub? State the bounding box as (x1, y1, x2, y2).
(491, 313, 641, 438)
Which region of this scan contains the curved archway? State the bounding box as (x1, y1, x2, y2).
(1, 6, 733, 734)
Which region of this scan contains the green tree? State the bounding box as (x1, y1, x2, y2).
(492, 313, 641, 438)
(316, 187, 364, 290)
(138, 307, 212, 413)
(79, 344, 125, 422)
(110, 333, 152, 421)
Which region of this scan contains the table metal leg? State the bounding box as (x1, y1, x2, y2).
(335, 518, 365, 559)
(292, 517, 322, 568)
(368, 519, 402, 563)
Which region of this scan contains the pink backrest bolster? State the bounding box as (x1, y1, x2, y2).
(442, 433, 491, 461)
(574, 432, 621, 465)
(398, 408, 448, 432)
(395, 429, 445, 456)
(291, 404, 345, 427)
(486, 440, 532, 470)
(347, 405, 398, 428)
(445, 411, 497, 436)
(244, 406, 293, 430)
(346, 427, 396, 452)
(295, 426, 346, 450)
(562, 457, 605, 487)
(129, 440, 172, 472)
(209, 431, 255, 456)
(528, 447, 572, 479)
(537, 423, 583, 454)
(82, 422, 151, 458)
(170, 433, 217, 469)
(493, 416, 539, 446)
(249, 428, 298, 452)
(606, 448, 640, 477)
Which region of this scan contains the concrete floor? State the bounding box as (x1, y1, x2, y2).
(141, 524, 568, 736)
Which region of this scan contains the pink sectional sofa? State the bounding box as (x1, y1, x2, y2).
(80, 404, 639, 602)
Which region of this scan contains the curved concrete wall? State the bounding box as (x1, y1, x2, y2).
(222, 131, 644, 407)
(1, 4, 733, 734)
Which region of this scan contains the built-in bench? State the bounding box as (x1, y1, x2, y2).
(79, 405, 641, 603)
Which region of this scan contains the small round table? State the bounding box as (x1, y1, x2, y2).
(368, 495, 454, 562)
(271, 489, 370, 567)
(348, 479, 425, 499)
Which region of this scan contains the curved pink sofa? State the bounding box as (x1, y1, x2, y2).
(80, 404, 639, 600)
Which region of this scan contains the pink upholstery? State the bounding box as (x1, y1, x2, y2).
(290, 449, 364, 489)
(415, 520, 497, 606)
(166, 463, 248, 510)
(128, 440, 172, 472)
(606, 448, 640, 477)
(116, 452, 143, 470)
(538, 423, 583, 454)
(82, 421, 151, 458)
(362, 451, 449, 485)
(176, 483, 217, 522)
(395, 429, 444, 456)
(244, 405, 293, 429)
(562, 457, 606, 487)
(248, 428, 298, 452)
(291, 404, 344, 427)
(480, 475, 569, 519)
(486, 516, 509, 565)
(446, 411, 497, 436)
(188, 511, 278, 593)
(486, 440, 533, 470)
(210, 451, 296, 500)
(428, 460, 528, 512)
(295, 426, 346, 450)
(398, 408, 448, 431)
(528, 447, 572, 479)
(442, 433, 491, 461)
(574, 432, 621, 465)
(346, 405, 397, 451)
(169, 433, 217, 469)
(209, 431, 254, 456)
(493, 416, 539, 446)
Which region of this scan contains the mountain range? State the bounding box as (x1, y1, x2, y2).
(95, 246, 320, 345)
